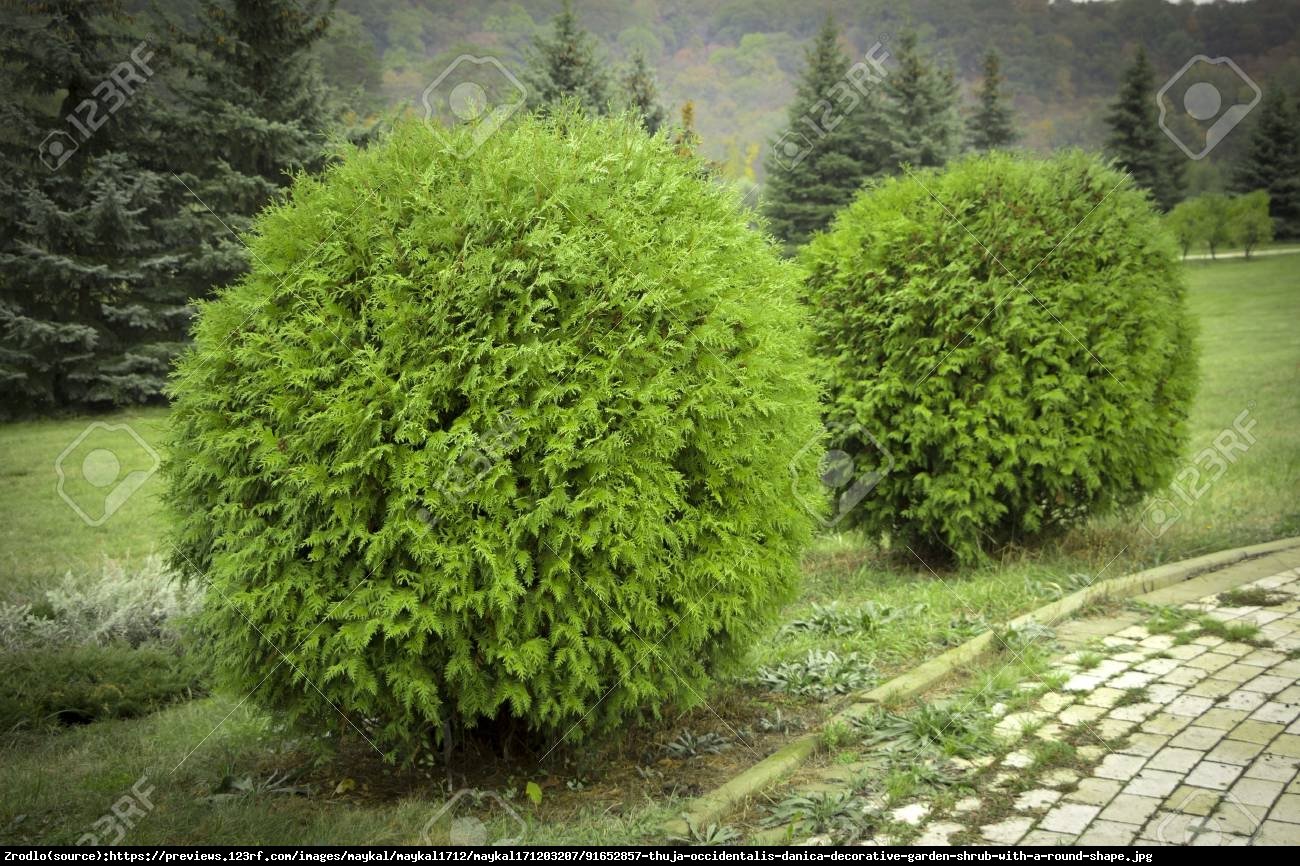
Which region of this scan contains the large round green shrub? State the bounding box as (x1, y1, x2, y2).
(165, 114, 822, 756)
(802, 151, 1197, 565)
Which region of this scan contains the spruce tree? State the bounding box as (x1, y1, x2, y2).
(878, 31, 960, 172)
(1232, 85, 1300, 239)
(619, 50, 667, 135)
(967, 50, 1017, 151)
(0, 0, 188, 412)
(762, 16, 886, 251)
(1105, 48, 1184, 211)
(524, 0, 610, 115)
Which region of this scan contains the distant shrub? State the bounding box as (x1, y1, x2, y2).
(802, 151, 1197, 565)
(165, 113, 822, 757)
(0, 644, 207, 731)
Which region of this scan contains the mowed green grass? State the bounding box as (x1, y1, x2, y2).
(0, 254, 1296, 844)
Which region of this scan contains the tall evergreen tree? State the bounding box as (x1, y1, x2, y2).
(619, 49, 667, 135)
(1232, 85, 1300, 239)
(762, 16, 886, 250)
(967, 49, 1017, 151)
(524, 0, 610, 115)
(878, 31, 960, 172)
(1105, 47, 1184, 211)
(0, 0, 187, 412)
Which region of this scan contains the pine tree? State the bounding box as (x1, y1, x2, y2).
(524, 0, 610, 115)
(762, 16, 887, 251)
(619, 49, 667, 135)
(878, 31, 960, 172)
(967, 50, 1017, 151)
(1232, 85, 1300, 239)
(1105, 48, 1184, 211)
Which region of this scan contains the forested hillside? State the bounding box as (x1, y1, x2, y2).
(312, 0, 1300, 182)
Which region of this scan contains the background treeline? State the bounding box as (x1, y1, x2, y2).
(303, 0, 1300, 181)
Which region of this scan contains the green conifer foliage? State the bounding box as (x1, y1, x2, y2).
(524, 0, 611, 115)
(879, 31, 960, 172)
(802, 152, 1198, 566)
(619, 50, 667, 135)
(1232, 85, 1300, 239)
(762, 16, 886, 251)
(967, 50, 1017, 151)
(165, 113, 822, 757)
(1106, 48, 1184, 211)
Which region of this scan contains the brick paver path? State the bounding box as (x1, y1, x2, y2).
(911, 551, 1300, 845)
(774, 548, 1300, 846)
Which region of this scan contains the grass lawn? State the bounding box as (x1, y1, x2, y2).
(0, 253, 1296, 844)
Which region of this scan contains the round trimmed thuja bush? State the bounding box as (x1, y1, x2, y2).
(165, 113, 822, 757)
(802, 151, 1197, 566)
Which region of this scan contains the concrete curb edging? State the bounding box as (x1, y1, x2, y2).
(660, 534, 1300, 840)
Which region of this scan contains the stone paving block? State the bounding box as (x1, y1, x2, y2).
(1193, 635, 1225, 648)
(1032, 723, 1067, 742)
(1098, 793, 1162, 826)
(1241, 674, 1293, 695)
(1210, 800, 1268, 836)
(1058, 704, 1106, 726)
(1094, 753, 1146, 781)
(1187, 652, 1234, 672)
(1082, 687, 1125, 708)
(1197, 707, 1249, 731)
(1114, 651, 1147, 664)
(1013, 789, 1062, 812)
(1231, 720, 1286, 744)
(1272, 793, 1300, 824)
(1061, 674, 1103, 694)
(1020, 830, 1073, 846)
(1255, 820, 1300, 844)
(1144, 810, 1209, 845)
(1040, 803, 1101, 834)
(913, 822, 962, 846)
(1076, 820, 1136, 845)
(1161, 667, 1209, 687)
(1135, 657, 1181, 676)
(1107, 671, 1157, 690)
(1191, 832, 1251, 846)
(1167, 694, 1217, 717)
(1124, 769, 1183, 798)
(1243, 753, 1300, 782)
(1164, 644, 1207, 660)
(1266, 734, 1300, 758)
(1251, 701, 1300, 725)
(1216, 642, 1254, 658)
(1214, 663, 1259, 684)
(1185, 760, 1245, 790)
(1119, 733, 1170, 758)
(1109, 702, 1160, 723)
(1207, 737, 1266, 766)
(1164, 785, 1222, 816)
(1064, 777, 1123, 806)
(1037, 769, 1081, 789)
(1222, 689, 1268, 712)
(1169, 725, 1225, 750)
(1187, 678, 1238, 699)
(951, 797, 981, 814)
(1002, 751, 1034, 769)
(1144, 682, 1184, 705)
(1037, 692, 1074, 713)
(1142, 713, 1193, 736)
(1076, 745, 1106, 762)
(1138, 634, 1176, 651)
(1116, 625, 1150, 640)
(1276, 686, 1300, 703)
(890, 803, 930, 825)
(979, 816, 1034, 844)
(1230, 777, 1285, 808)
(1241, 649, 1287, 668)
(1093, 718, 1135, 741)
(1147, 747, 1203, 773)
